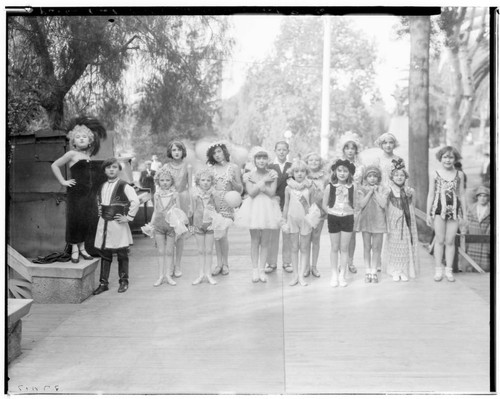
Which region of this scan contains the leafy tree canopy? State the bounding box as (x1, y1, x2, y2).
(8, 14, 233, 140)
(218, 16, 380, 155)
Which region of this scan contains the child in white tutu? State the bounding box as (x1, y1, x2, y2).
(191, 168, 219, 285)
(142, 168, 188, 287)
(236, 147, 282, 283)
(283, 160, 315, 286)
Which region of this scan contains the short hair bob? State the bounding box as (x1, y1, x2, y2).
(167, 140, 187, 160)
(435, 146, 462, 162)
(102, 157, 122, 171)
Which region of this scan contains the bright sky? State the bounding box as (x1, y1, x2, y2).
(221, 14, 411, 113)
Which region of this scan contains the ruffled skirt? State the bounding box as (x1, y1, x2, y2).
(235, 193, 282, 230)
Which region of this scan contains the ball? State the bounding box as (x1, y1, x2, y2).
(224, 191, 242, 208)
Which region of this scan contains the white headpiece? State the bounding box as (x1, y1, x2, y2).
(337, 131, 362, 157)
(250, 146, 270, 160)
(374, 132, 400, 148)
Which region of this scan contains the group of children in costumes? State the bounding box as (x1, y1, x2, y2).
(52, 119, 491, 293)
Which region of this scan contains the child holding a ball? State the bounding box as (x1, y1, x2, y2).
(236, 147, 282, 283)
(206, 142, 243, 276)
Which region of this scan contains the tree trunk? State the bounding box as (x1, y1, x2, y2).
(408, 16, 430, 212)
(444, 46, 462, 149)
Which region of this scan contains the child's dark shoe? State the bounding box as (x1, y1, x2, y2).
(80, 250, 93, 260)
(118, 281, 128, 293)
(93, 284, 108, 295)
(365, 273, 372, 283)
(372, 274, 379, 283)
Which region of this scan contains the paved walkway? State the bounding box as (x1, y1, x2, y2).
(8, 227, 491, 394)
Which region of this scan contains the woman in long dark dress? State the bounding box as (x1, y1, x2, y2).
(51, 117, 106, 263)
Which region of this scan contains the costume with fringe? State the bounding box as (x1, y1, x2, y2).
(211, 163, 241, 220)
(384, 183, 419, 278)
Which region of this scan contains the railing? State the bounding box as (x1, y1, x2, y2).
(414, 207, 488, 273)
(7, 245, 33, 299)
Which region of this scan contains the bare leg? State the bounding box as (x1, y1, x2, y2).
(164, 235, 176, 285)
(154, 233, 167, 286)
(204, 234, 216, 284)
(289, 233, 300, 285)
(444, 219, 459, 281)
(77, 242, 92, 258)
(299, 233, 311, 285)
(362, 232, 372, 276)
(282, 230, 292, 267)
(213, 239, 223, 275)
(433, 217, 446, 281)
(347, 233, 357, 273)
(220, 231, 230, 275)
(259, 230, 272, 282)
(329, 233, 340, 286)
(250, 229, 261, 282)
(265, 228, 280, 271)
(71, 243, 79, 262)
(339, 231, 353, 286)
(193, 233, 206, 284)
(371, 233, 383, 279)
(173, 237, 185, 277)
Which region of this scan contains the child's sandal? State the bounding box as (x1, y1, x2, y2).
(212, 265, 222, 276)
(221, 264, 229, 275)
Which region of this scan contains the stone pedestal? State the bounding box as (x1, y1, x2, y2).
(8, 299, 33, 363)
(27, 259, 99, 304)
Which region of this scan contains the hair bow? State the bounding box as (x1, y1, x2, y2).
(391, 158, 406, 171)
